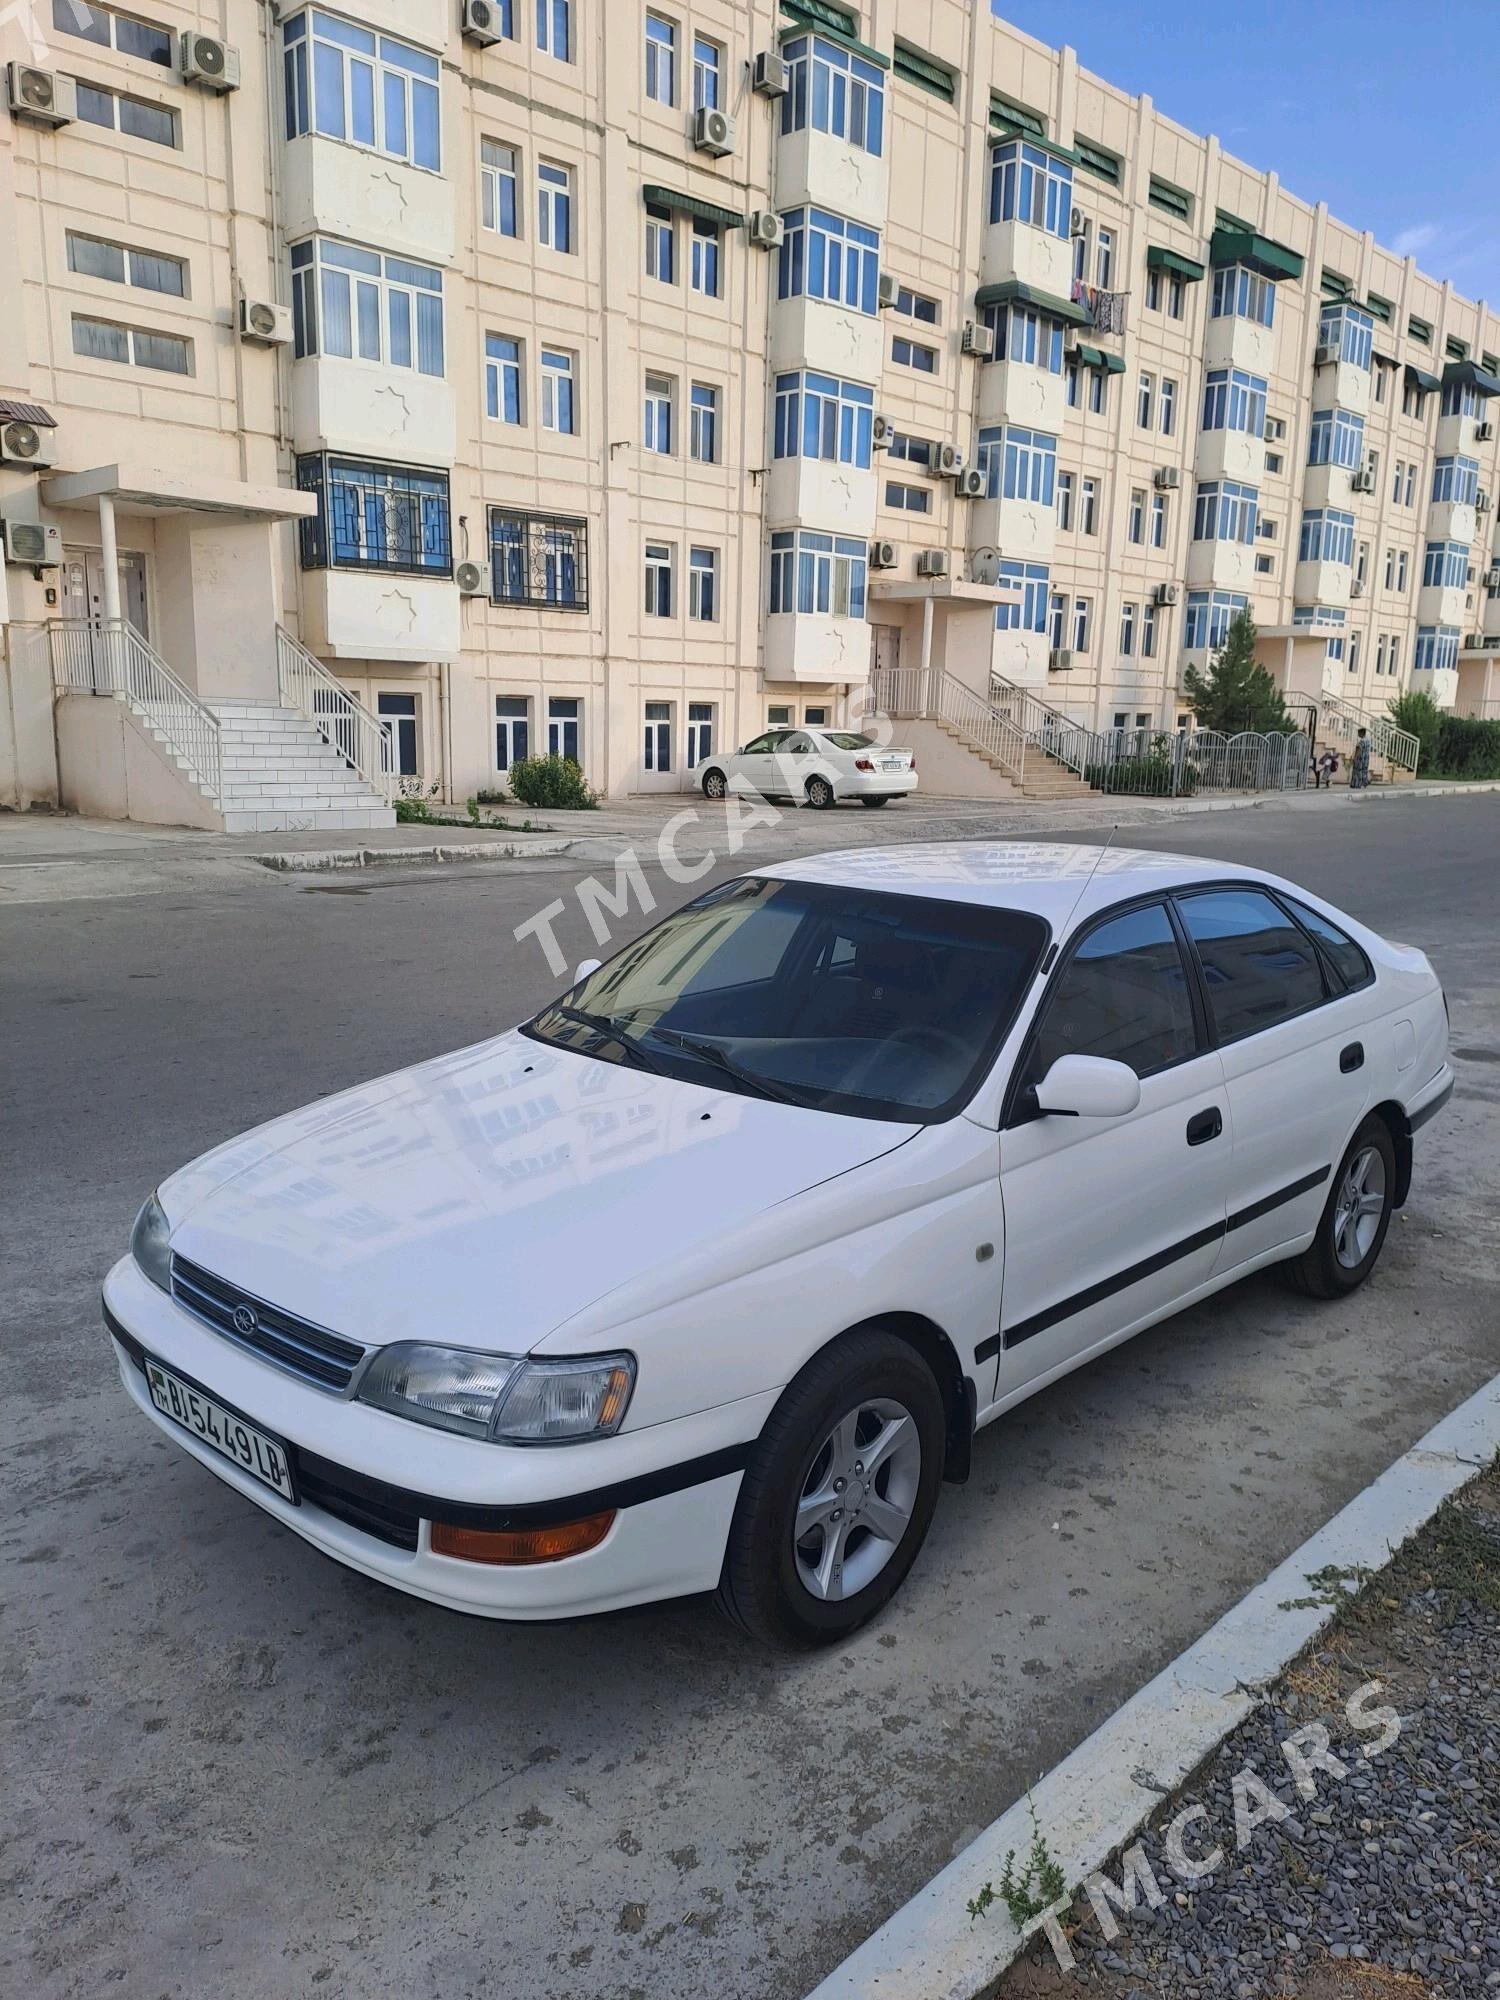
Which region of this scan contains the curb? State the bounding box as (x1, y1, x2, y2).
(251, 837, 579, 872)
(803, 1369, 1500, 2000)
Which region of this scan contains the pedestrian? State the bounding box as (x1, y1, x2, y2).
(1350, 728, 1372, 790)
(1315, 748, 1339, 788)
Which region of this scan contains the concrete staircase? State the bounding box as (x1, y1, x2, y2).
(209, 701, 396, 832)
(927, 718, 1094, 800)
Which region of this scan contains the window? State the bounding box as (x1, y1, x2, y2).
(490, 510, 588, 609)
(768, 531, 868, 619)
(1298, 508, 1355, 567)
(1141, 600, 1157, 657)
(1308, 407, 1365, 470)
(1072, 216, 1090, 285)
(1160, 378, 1178, 436)
(1025, 903, 1197, 1083)
(540, 348, 575, 433)
(536, 0, 570, 61)
(1202, 367, 1267, 437)
(378, 693, 418, 777)
(1184, 591, 1247, 650)
(66, 231, 184, 296)
(994, 560, 1049, 633)
(976, 425, 1057, 505)
(1167, 274, 1185, 320)
(1317, 303, 1374, 370)
(1374, 360, 1389, 405)
(1177, 890, 1325, 1041)
(1152, 492, 1168, 549)
(1413, 627, 1461, 675)
(480, 139, 520, 237)
(688, 547, 718, 621)
(1375, 633, 1388, 675)
(495, 696, 530, 770)
(1120, 601, 1136, 655)
(885, 482, 930, 513)
(644, 373, 674, 453)
(1210, 263, 1274, 327)
(484, 333, 523, 423)
(895, 286, 940, 324)
(686, 701, 715, 764)
(537, 161, 573, 253)
(548, 696, 582, 760)
(689, 382, 719, 464)
(1047, 592, 1066, 648)
(1128, 489, 1145, 545)
(1071, 597, 1091, 651)
(1148, 175, 1193, 223)
(1137, 371, 1154, 430)
(888, 431, 932, 468)
(1193, 480, 1259, 545)
(1283, 900, 1373, 992)
(1088, 366, 1107, 415)
(690, 219, 721, 297)
(803, 706, 829, 725)
(71, 313, 189, 374)
(1404, 462, 1417, 507)
(297, 455, 451, 574)
(1432, 455, 1480, 507)
(891, 335, 937, 373)
(773, 370, 875, 467)
(778, 207, 881, 315)
(1390, 460, 1404, 505)
(1389, 636, 1402, 678)
(52, 0, 170, 63)
(290, 239, 444, 378)
(981, 302, 1063, 374)
(780, 35, 885, 156)
(988, 140, 1072, 239)
(1422, 540, 1468, 591)
(1056, 471, 1074, 531)
(1095, 228, 1115, 288)
(1396, 550, 1409, 592)
(1145, 266, 1162, 312)
(1065, 359, 1080, 408)
(767, 706, 793, 726)
(282, 11, 440, 171)
(645, 202, 675, 283)
(645, 13, 676, 105)
(74, 80, 176, 146)
(644, 541, 674, 617)
(1355, 540, 1369, 588)
(1441, 377, 1480, 420)
(1079, 476, 1097, 534)
(1401, 378, 1426, 420)
(693, 36, 722, 111)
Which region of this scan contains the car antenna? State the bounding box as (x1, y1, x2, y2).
(1041, 825, 1120, 973)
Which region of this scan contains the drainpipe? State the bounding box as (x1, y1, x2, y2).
(920, 591, 934, 715)
(439, 658, 453, 804)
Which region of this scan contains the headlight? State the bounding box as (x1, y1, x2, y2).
(356, 1343, 635, 1445)
(130, 1191, 173, 1293)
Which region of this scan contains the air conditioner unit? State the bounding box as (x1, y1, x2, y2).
(461, 0, 504, 46)
(915, 549, 950, 578)
(1477, 420, 1495, 442)
(0, 418, 57, 468)
(1350, 578, 1366, 598)
(1153, 582, 1179, 607)
(955, 466, 986, 499)
(869, 539, 898, 570)
(961, 321, 995, 359)
(877, 271, 899, 310)
(871, 413, 895, 450)
(693, 106, 734, 157)
(752, 51, 789, 97)
(1070, 214, 1089, 238)
(455, 560, 488, 596)
(1153, 466, 1180, 491)
(936, 442, 964, 476)
(1350, 467, 1375, 493)
(2, 519, 63, 567)
(238, 297, 292, 346)
(179, 31, 241, 91)
(1314, 341, 1336, 367)
(747, 210, 784, 250)
(1466, 632, 1485, 650)
(6, 63, 75, 126)
(1479, 490, 1493, 514)
(1048, 647, 1074, 671)
(1486, 567, 1500, 590)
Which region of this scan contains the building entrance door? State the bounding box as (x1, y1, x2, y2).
(59, 548, 149, 689)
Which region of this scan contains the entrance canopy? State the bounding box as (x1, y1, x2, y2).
(42, 464, 316, 521)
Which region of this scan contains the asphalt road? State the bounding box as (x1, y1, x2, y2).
(4, 798, 1498, 2000)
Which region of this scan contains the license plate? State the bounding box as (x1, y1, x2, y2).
(881, 757, 906, 772)
(145, 1357, 297, 1504)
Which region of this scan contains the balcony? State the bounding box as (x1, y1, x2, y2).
(765, 458, 877, 535)
(966, 493, 1057, 563)
(1310, 353, 1369, 418)
(1194, 428, 1263, 486)
(1417, 583, 1469, 630)
(299, 568, 459, 663)
(776, 124, 888, 232)
(1203, 313, 1275, 379)
(1429, 499, 1479, 546)
(769, 294, 884, 383)
(281, 137, 455, 269)
(1186, 540, 1256, 593)
(1302, 462, 1360, 511)
(1293, 558, 1352, 610)
(763, 612, 870, 685)
(291, 358, 455, 469)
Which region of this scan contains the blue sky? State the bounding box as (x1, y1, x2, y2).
(992, 1, 1500, 303)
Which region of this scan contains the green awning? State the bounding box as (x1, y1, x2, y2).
(1146, 245, 1205, 282)
(1208, 226, 1305, 282)
(777, 12, 888, 66)
(779, 0, 856, 33)
(891, 39, 955, 100)
(1405, 364, 1441, 395)
(1070, 343, 1125, 374)
(975, 278, 1090, 327)
(641, 185, 744, 229)
(1443, 357, 1500, 398)
(989, 122, 1082, 166)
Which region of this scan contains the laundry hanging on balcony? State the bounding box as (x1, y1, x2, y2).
(1071, 281, 1128, 334)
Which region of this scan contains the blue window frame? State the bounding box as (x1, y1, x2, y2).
(987, 140, 1071, 238)
(980, 301, 1064, 374)
(768, 530, 869, 618)
(282, 11, 440, 171)
(1422, 540, 1469, 590)
(1432, 455, 1480, 506)
(1318, 302, 1374, 370)
(1201, 366, 1267, 437)
(772, 370, 875, 466)
(976, 425, 1057, 505)
(1308, 407, 1365, 469)
(536, 0, 570, 61)
(779, 35, 884, 156)
(1183, 591, 1248, 650)
(484, 332, 521, 423)
(296, 453, 451, 574)
(1192, 479, 1259, 545)
(290, 237, 444, 377)
(1413, 626, 1460, 674)
(994, 560, 1049, 633)
(1298, 508, 1355, 566)
(777, 207, 880, 315)
(489, 509, 587, 608)
(1291, 605, 1346, 629)
(1210, 264, 1275, 326)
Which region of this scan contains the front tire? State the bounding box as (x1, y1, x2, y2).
(701, 768, 728, 800)
(805, 775, 836, 810)
(1282, 1115, 1396, 1299)
(714, 1329, 946, 1649)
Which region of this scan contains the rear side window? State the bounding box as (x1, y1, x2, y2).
(1282, 898, 1374, 992)
(1025, 901, 1198, 1085)
(1177, 889, 1325, 1041)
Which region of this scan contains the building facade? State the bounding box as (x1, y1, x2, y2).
(3, 0, 1500, 815)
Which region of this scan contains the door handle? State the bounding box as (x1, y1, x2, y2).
(1340, 1041, 1364, 1073)
(1186, 1106, 1223, 1146)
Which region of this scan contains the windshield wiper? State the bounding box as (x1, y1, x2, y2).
(546, 1004, 669, 1074)
(643, 1025, 811, 1107)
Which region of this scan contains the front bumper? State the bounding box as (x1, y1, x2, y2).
(104, 1256, 766, 1620)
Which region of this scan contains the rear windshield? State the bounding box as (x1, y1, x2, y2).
(820, 732, 879, 751)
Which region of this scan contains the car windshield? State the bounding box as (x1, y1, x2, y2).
(525, 877, 1048, 1122)
(819, 732, 878, 751)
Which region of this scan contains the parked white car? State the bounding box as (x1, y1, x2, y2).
(106, 845, 1451, 1648)
(698, 726, 917, 808)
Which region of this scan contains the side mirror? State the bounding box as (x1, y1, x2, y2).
(572, 958, 602, 985)
(1032, 1053, 1141, 1120)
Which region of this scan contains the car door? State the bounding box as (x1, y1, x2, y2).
(993, 899, 1232, 1398)
(1173, 886, 1373, 1271)
(768, 731, 816, 798)
(732, 731, 782, 797)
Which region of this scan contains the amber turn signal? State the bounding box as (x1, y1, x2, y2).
(429, 1510, 615, 1565)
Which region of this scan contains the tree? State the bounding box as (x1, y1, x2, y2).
(1181, 610, 1293, 734)
(1386, 687, 1442, 774)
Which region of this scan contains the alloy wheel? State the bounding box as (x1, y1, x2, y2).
(1333, 1145, 1386, 1268)
(792, 1398, 921, 1602)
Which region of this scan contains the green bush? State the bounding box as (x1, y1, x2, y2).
(1082, 753, 1199, 796)
(1435, 713, 1500, 780)
(506, 754, 598, 810)
(1387, 689, 1444, 774)
(394, 796, 431, 823)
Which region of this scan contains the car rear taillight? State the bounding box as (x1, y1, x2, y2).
(854, 757, 875, 772)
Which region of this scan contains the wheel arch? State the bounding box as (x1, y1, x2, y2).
(1369, 1097, 1414, 1208)
(803, 1311, 976, 1485)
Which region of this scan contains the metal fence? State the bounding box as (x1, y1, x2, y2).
(1078, 726, 1312, 797)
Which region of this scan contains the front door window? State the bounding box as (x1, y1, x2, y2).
(643, 700, 672, 772)
(548, 696, 581, 762)
(377, 692, 419, 776)
(686, 702, 714, 768)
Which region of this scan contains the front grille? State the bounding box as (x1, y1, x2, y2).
(170, 1255, 366, 1392)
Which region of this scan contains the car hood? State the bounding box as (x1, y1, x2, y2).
(161, 1031, 918, 1354)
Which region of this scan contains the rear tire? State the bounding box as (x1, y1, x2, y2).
(859, 795, 891, 808)
(714, 1328, 946, 1649)
(1281, 1115, 1396, 1299)
(701, 768, 727, 800)
(805, 776, 836, 810)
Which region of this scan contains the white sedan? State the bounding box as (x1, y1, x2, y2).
(105, 845, 1451, 1648)
(698, 726, 917, 808)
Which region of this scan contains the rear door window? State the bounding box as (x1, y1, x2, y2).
(1176, 888, 1327, 1042)
(1281, 898, 1375, 992)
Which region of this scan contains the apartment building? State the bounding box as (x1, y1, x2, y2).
(2, 0, 1499, 821)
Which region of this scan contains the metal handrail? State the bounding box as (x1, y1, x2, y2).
(275, 626, 394, 801)
(872, 663, 1028, 781)
(48, 617, 221, 799)
(1315, 690, 1421, 777)
(987, 671, 1092, 779)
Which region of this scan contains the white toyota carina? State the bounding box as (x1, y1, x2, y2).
(697, 725, 918, 808)
(106, 844, 1452, 1648)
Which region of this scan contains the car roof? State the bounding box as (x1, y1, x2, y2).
(749, 841, 1282, 929)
